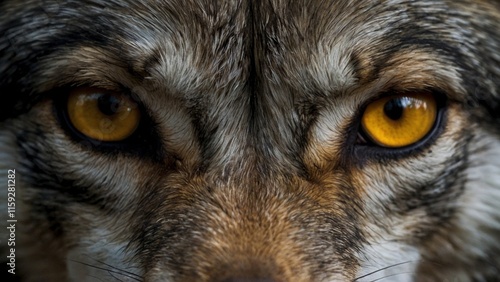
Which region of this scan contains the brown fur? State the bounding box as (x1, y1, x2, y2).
(1, 0, 500, 281)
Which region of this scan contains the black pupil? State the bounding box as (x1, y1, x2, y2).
(383, 98, 405, 120)
(97, 94, 121, 116)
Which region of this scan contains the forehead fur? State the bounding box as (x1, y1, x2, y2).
(1, 1, 499, 103)
(1, 0, 499, 174)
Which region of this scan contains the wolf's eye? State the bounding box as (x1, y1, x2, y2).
(360, 93, 437, 148)
(66, 88, 141, 142)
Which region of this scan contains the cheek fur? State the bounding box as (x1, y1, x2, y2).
(0, 0, 499, 281)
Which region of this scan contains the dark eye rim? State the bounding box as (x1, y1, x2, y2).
(53, 85, 165, 161)
(348, 89, 448, 161)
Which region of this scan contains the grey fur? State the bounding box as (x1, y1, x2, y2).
(0, 0, 499, 281)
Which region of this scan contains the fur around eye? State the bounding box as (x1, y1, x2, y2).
(2, 0, 499, 281)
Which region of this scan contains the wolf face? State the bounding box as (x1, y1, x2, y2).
(1, 0, 500, 281)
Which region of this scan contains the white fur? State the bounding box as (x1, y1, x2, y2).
(67, 227, 142, 282)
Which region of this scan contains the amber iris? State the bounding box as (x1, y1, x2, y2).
(66, 88, 141, 142)
(361, 93, 437, 148)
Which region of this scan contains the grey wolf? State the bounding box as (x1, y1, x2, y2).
(0, 0, 499, 281)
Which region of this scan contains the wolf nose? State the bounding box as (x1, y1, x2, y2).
(220, 278, 278, 282)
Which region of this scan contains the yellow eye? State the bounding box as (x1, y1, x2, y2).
(361, 93, 437, 148)
(66, 88, 141, 142)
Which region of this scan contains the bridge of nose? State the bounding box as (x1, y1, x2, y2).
(144, 1, 365, 281)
